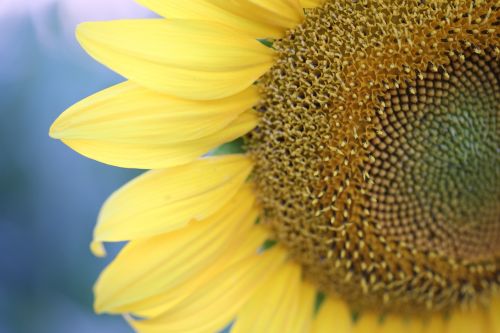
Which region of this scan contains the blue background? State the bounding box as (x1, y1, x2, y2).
(0, 2, 150, 332)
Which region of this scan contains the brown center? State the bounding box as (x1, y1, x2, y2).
(247, 0, 500, 314)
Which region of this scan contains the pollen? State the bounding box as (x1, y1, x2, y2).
(247, 0, 499, 314)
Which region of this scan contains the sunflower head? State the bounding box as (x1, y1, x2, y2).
(50, 0, 499, 331)
(248, 0, 500, 314)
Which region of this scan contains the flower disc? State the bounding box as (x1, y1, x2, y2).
(248, 0, 500, 313)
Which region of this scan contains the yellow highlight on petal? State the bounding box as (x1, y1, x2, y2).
(91, 154, 253, 255)
(76, 19, 274, 100)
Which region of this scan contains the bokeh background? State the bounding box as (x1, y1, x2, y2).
(0, 1, 153, 332)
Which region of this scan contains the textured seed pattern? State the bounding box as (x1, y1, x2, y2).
(247, 0, 500, 314)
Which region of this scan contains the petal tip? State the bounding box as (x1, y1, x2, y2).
(75, 21, 94, 37)
(93, 297, 106, 315)
(91, 240, 107, 257)
(48, 125, 59, 139)
(49, 116, 65, 139)
(75, 22, 90, 43)
(75, 21, 103, 52)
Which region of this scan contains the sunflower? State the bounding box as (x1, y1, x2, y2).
(50, 0, 499, 332)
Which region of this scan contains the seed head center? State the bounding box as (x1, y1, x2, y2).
(247, 0, 500, 313)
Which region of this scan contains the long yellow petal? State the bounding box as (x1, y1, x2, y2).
(131, 247, 288, 333)
(50, 82, 259, 143)
(94, 186, 257, 313)
(130, 226, 270, 318)
(232, 261, 311, 333)
(136, 0, 304, 38)
(58, 109, 258, 169)
(311, 297, 352, 333)
(76, 19, 274, 100)
(91, 155, 252, 255)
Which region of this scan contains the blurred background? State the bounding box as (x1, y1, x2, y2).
(0, 1, 152, 332)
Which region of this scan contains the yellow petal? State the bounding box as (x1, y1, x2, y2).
(405, 319, 426, 333)
(293, 282, 317, 333)
(311, 297, 352, 333)
(300, 0, 324, 8)
(76, 19, 274, 100)
(136, 0, 304, 38)
(445, 307, 489, 333)
(94, 185, 257, 313)
(352, 313, 381, 333)
(131, 246, 288, 333)
(51, 82, 259, 143)
(51, 82, 259, 169)
(421, 314, 446, 333)
(490, 297, 500, 333)
(379, 315, 420, 333)
(91, 154, 253, 254)
(130, 226, 270, 318)
(232, 261, 311, 333)
(58, 108, 258, 169)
